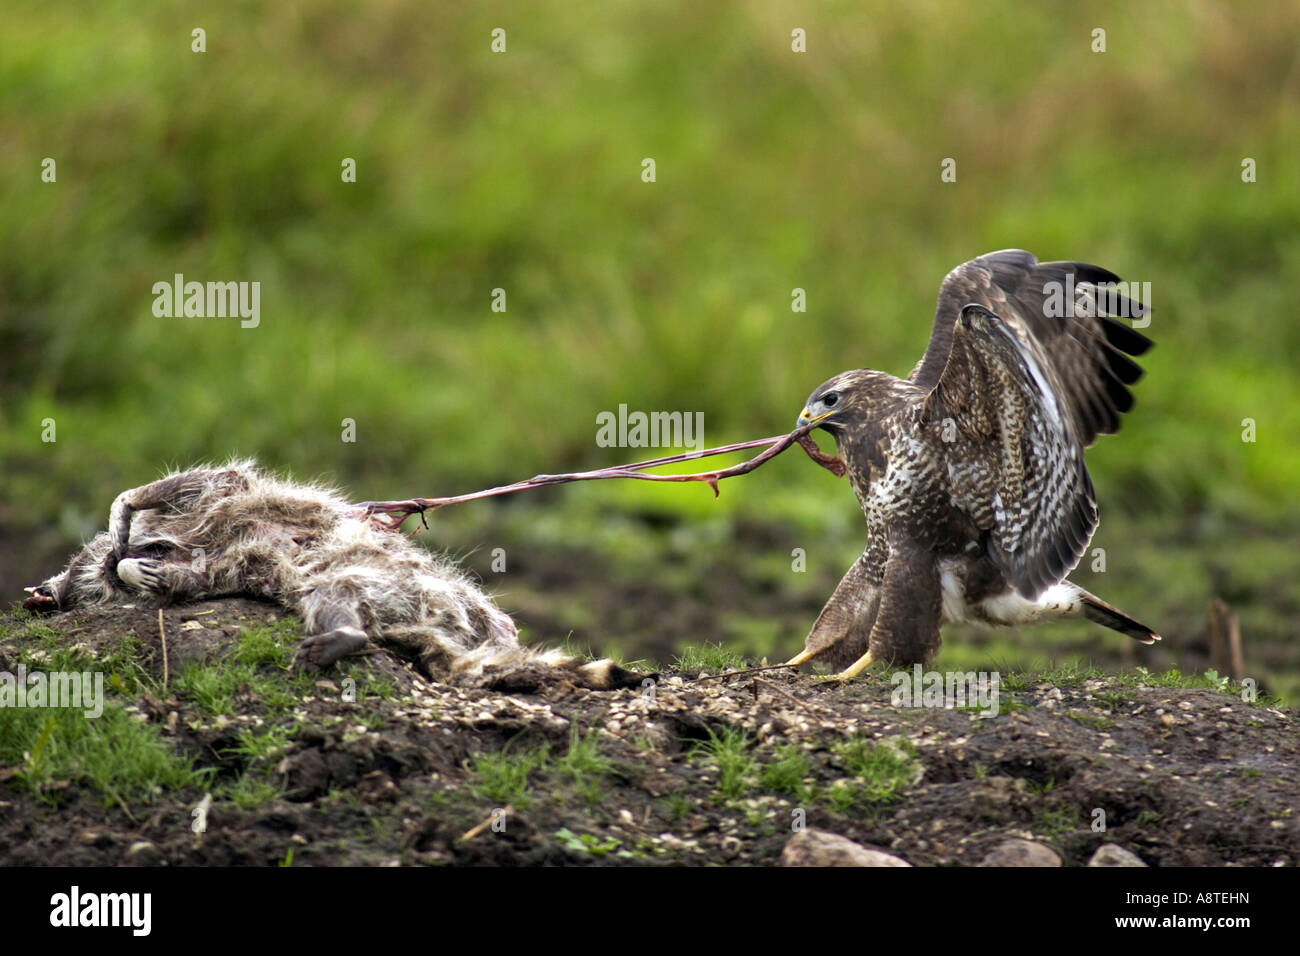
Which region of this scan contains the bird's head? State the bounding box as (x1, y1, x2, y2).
(797, 370, 878, 437)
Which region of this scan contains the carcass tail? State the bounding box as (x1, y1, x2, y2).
(452, 646, 657, 692)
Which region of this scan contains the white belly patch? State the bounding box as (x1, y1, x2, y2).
(939, 567, 968, 624)
(939, 563, 1082, 627)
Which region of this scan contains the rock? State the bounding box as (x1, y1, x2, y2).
(1087, 844, 1147, 867)
(124, 841, 164, 866)
(781, 828, 911, 867)
(977, 838, 1061, 867)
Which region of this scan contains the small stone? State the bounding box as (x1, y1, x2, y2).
(781, 829, 911, 867)
(1087, 844, 1147, 867)
(977, 838, 1060, 867)
(125, 841, 164, 866)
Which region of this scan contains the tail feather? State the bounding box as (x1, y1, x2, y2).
(1079, 591, 1160, 644)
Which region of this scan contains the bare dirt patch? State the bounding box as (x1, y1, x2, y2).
(1, 598, 1295, 866)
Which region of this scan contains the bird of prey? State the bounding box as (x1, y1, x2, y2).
(786, 249, 1158, 681)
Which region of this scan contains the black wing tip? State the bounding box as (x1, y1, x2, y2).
(1038, 259, 1124, 287)
(1100, 315, 1154, 357)
(1103, 345, 1145, 386)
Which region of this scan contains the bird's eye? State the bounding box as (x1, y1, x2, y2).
(822, 392, 838, 408)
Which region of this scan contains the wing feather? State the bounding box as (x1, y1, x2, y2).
(922, 304, 1099, 598)
(909, 249, 1151, 447)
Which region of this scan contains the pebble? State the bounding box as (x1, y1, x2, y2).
(977, 838, 1061, 867)
(1087, 844, 1147, 867)
(781, 829, 911, 867)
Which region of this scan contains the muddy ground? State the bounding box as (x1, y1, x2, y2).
(1, 595, 1295, 867)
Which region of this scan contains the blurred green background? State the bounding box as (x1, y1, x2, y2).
(3, 1, 1298, 697)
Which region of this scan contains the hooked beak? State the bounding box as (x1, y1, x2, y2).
(798, 407, 835, 430)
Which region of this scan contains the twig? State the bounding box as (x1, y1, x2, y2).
(751, 677, 820, 714)
(690, 663, 801, 683)
(359, 423, 844, 527)
(157, 608, 170, 694)
(461, 805, 513, 842)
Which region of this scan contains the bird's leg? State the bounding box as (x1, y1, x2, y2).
(832, 538, 942, 682)
(785, 554, 880, 672)
(827, 650, 876, 682)
(784, 647, 822, 668)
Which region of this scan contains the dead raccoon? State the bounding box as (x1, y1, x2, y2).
(23, 460, 650, 691)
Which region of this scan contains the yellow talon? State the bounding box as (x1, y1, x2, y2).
(829, 650, 875, 682)
(785, 648, 818, 669)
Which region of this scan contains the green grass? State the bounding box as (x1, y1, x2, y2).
(219, 770, 285, 810)
(826, 736, 920, 811)
(0, 615, 211, 808)
(466, 722, 631, 811)
(468, 737, 549, 809)
(674, 643, 749, 674)
(222, 725, 294, 764)
(175, 660, 250, 716)
(1116, 667, 1283, 706)
(0, 703, 211, 809)
(1095, 690, 1128, 712)
(759, 744, 812, 801)
(1034, 803, 1084, 843)
(557, 722, 618, 805)
(173, 619, 391, 717)
(1068, 711, 1115, 731)
(663, 792, 692, 823)
(3, 615, 153, 699)
(690, 726, 755, 799)
(1134, 809, 1162, 827)
(554, 828, 631, 859)
(0, 617, 400, 812)
(233, 620, 300, 669)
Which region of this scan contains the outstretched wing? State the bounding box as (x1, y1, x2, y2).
(922, 304, 1098, 599)
(909, 249, 1151, 447)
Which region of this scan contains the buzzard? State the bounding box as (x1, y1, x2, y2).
(787, 250, 1158, 680)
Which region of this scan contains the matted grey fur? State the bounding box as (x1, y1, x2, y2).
(24, 460, 648, 690)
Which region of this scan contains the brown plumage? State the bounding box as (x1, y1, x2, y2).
(23, 461, 651, 691)
(787, 250, 1159, 679)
